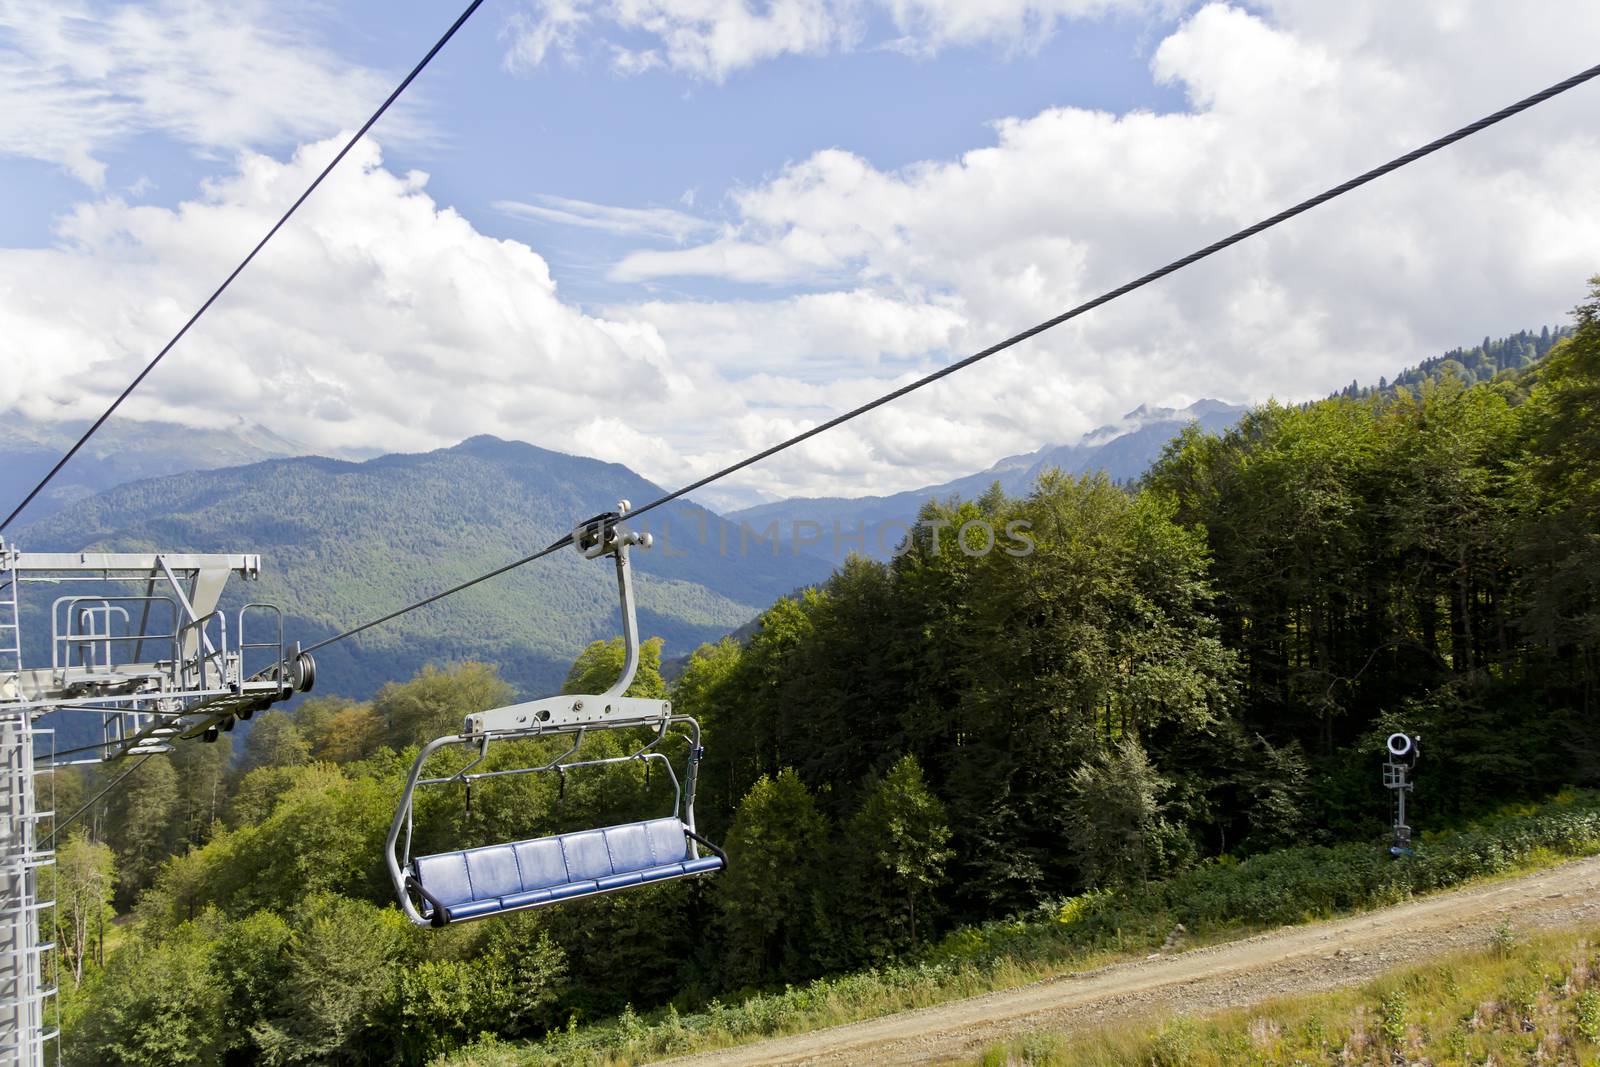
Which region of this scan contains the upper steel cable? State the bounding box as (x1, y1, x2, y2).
(0, 0, 490, 534)
(201, 62, 1600, 654)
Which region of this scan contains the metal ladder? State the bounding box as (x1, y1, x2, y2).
(0, 541, 56, 1066)
(0, 542, 20, 686)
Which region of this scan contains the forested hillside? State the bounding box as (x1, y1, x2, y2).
(1332, 325, 1571, 401)
(45, 283, 1600, 1066)
(14, 435, 831, 699)
(0, 415, 304, 523)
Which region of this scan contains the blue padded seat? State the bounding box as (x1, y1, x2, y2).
(411, 817, 722, 924)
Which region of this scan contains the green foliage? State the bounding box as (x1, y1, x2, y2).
(169, 734, 233, 847)
(237, 711, 310, 777)
(51, 830, 115, 985)
(67, 919, 227, 1067)
(1145, 295, 1600, 832)
(838, 755, 953, 957)
(105, 755, 181, 902)
(296, 696, 388, 764)
(215, 911, 294, 1059)
(561, 635, 668, 698)
(1144, 792, 1600, 930)
(377, 662, 514, 748)
(671, 638, 740, 718)
(250, 895, 419, 1065)
(1065, 738, 1174, 889)
(224, 764, 304, 828)
(719, 770, 831, 984)
(1490, 917, 1519, 957)
(1578, 987, 1600, 1043)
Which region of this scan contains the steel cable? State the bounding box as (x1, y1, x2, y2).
(0, 0, 491, 534)
(178, 63, 1600, 653)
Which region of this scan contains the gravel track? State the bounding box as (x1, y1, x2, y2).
(660, 855, 1600, 1066)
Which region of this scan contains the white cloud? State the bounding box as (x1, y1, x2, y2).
(505, 0, 1169, 81)
(503, 0, 591, 69)
(5, 1, 1599, 510)
(0, 0, 416, 186)
(496, 194, 713, 241)
(881, 0, 1177, 55)
(596, 1, 1600, 498)
(0, 137, 721, 482)
(584, 0, 856, 81)
(609, 290, 967, 375)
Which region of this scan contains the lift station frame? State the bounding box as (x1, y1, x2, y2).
(0, 538, 312, 1066)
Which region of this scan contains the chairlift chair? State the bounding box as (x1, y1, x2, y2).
(386, 504, 726, 927)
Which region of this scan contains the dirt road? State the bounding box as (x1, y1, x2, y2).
(662, 855, 1600, 1066)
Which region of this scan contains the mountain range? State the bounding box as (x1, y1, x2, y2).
(12, 436, 831, 700)
(7, 402, 1231, 704)
(729, 398, 1245, 562)
(0, 415, 304, 522)
(3, 324, 1565, 701)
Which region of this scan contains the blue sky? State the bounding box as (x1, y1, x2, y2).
(0, 2, 1186, 301)
(2, 1, 1598, 507)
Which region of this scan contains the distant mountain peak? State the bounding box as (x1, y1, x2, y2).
(1120, 402, 1173, 421)
(1183, 398, 1244, 417)
(1119, 398, 1239, 423)
(1087, 398, 1240, 446)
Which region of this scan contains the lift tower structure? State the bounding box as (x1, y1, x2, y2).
(0, 539, 313, 1066)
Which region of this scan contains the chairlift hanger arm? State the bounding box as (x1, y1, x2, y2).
(466, 502, 660, 736)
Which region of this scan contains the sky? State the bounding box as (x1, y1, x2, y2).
(1, 0, 1597, 510)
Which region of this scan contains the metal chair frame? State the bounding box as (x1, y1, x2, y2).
(385, 503, 724, 927)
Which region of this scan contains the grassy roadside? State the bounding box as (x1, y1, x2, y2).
(438, 792, 1600, 1067)
(971, 923, 1600, 1066)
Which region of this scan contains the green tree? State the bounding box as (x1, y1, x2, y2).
(52, 830, 115, 985)
(169, 733, 233, 847)
(779, 558, 910, 816)
(316, 704, 387, 764)
(562, 636, 668, 698)
(668, 638, 744, 837)
(294, 696, 382, 763)
(105, 756, 181, 902)
(1065, 738, 1173, 889)
(697, 595, 815, 828)
(250, 895, 418, 1066)
(237, 711, 310, 777)
(201, 766, 396, 918)
(215, 911, 293, 1062)
(1519, 279, 1600, 730)
(842, 754, 952, 955)
(225, 765, 303, 829)
(397, 918, 566, 1059)
(933, 473, 1233, 910)
(671, 638, 741, 720)
(66, 920, 226, 1066)
(718, 769, 830, 983)
(375, 662, 514, 747)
